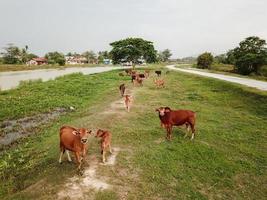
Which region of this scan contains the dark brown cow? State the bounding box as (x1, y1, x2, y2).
(119, 83, 126, 97)
(59, 126, 92, 169)
(156, 107, 196, 140)
(95, 129, 112, 163)
(155, 70, 162, 77)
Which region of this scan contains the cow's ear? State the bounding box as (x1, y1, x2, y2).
(72, 130, 79, 136)
(155, 108, 159, 112)
(165, 107, 171, 112)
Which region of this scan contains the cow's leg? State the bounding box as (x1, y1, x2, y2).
(184, 123, 190, 138)
(189, 122, 195, 140)
(109, 144, 113, 154)
(102, 150, 106, 163)
(59, 151, 64, 163)
(59, 145, 65, 163)
(66, 150, 72, 162)
(169, 126, 173, 140)
(75, 152, 81, 169)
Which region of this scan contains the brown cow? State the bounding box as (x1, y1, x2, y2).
(119, 83, 126, 97)
(95, 129, 112, 163)
(124, 94, 131, 112)
(133, 76, 143, 86)
(156, 107, 196, 140)
(154, 79, 165, 88)
(59, 126, 92, 169)
(145, 70, 150, 78)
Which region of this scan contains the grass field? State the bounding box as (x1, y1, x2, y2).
(0, 66, 266, 199)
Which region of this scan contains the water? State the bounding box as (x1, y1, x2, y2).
(0, 66, 125, 90)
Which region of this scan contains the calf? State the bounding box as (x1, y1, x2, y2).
(134, 76, 143, 86)
(145, 70, 150, 78)
(155, 107, 196, 140)
(119, 83, 126, 97)
(124, 94, 131, 112)
(138, 73, 145, 79)
(155, 70, 161, 77)
(95, 129, 112, 163)
(154, 79, 165, 88)
(125, 69, 132, 75)
(59, 126, 92, 169)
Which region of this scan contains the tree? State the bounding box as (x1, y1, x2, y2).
(1, 43, 22, 64)
(98, 51, 110, 63)
(45, 52, 65, 66)
(109, 38, 157, 68)
(197, 52, 213, 69)
(214, 54, 227, 64)
(158, 49, 172, 62)
(83, 51, 97, 64)
(229, 36, 267, 75)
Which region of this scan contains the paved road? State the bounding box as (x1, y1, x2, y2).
(166, 65, 267, 91)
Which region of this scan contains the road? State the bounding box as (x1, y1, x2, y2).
(166, 65, 267, 91)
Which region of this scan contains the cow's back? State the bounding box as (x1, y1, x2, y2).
(170, 110, 195, 125)
(60, 126, 78, 151)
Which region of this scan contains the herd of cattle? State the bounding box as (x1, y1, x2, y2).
(59, 68, 196, 170)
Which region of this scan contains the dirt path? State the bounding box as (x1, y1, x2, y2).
(167, 65, 267, 91)
(57, 87, 134, 200)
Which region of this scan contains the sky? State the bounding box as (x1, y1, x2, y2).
(0, 0, 266, 58)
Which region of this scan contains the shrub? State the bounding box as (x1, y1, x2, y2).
(197, 52, 213, 69)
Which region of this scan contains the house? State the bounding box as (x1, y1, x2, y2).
(27, 57, 48, 65)
(65, 56, 87, 65)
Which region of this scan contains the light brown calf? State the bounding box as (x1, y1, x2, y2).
(154, 79, 165, 88)
(124, 94, 131, 112)
(95, 129, 112, 163)
(59, 126, 92, 169)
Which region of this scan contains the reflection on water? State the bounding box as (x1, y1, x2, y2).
(0, 66, 124, 90)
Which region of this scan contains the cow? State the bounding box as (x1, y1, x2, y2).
(155, 70, 161, 77)
(119, 83, 126, 97)
(59, 126, 92, 169)
(144, 70, 150, 78)
(124, 94, 131, 112)
(155, 107, 196, 140)
(154, 79, 165, 88)
(95, 129, 112, 163)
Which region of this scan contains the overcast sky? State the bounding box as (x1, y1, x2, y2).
(0, 0, 266, 58)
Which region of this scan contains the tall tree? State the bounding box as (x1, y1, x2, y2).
(109, 38, 157, 68)
(83, 51, 96, 64)
(197, 52, 213, 69)
(45, 52, 65, 66)
(1, 43, 21, 64)
(158, 49, 172, 62)
(229, 36, 267, 75)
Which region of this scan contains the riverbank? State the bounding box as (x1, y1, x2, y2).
(0, 63, 103, 72)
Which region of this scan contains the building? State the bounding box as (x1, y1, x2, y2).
(26, 57, 48, 65)
(65, 56, 87, 65)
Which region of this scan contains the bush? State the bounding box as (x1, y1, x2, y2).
(197, 52, 213, 69)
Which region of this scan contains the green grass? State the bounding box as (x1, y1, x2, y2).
(0, 66, 267, 199)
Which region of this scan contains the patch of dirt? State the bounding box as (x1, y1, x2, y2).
(0, 107, 71, 148)
(57, 148, 121, 200)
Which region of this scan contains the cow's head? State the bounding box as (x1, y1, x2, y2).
(72, 128, 92, 144)
(155, 107, 171, 116)
(95, 129, 105, 138)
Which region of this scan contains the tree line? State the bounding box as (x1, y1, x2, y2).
(0, 39, 172, 67)
(197, 36, 267, 75)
